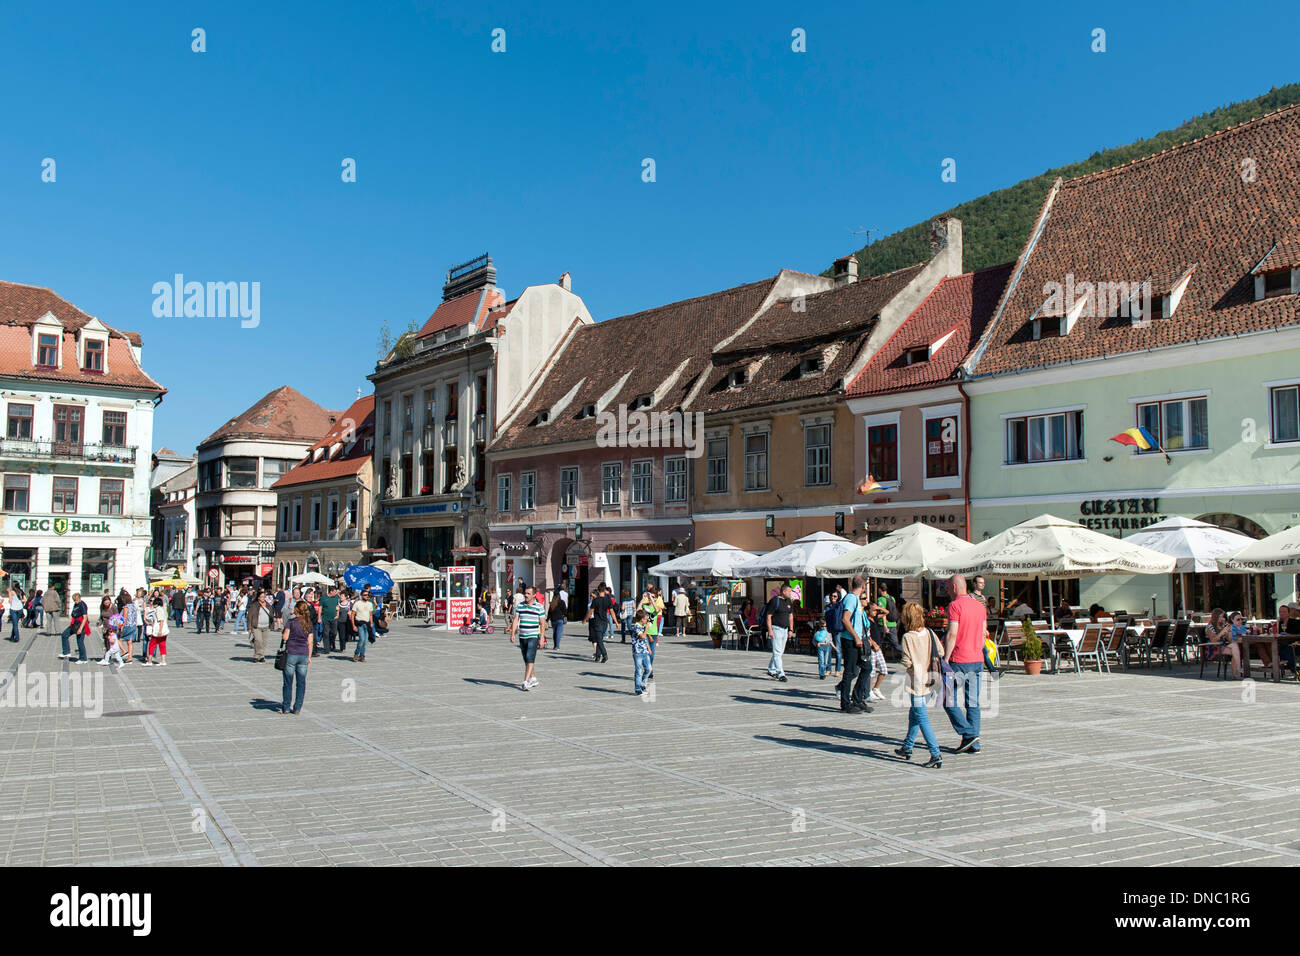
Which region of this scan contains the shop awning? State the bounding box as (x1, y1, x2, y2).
(452, 546, 487, 556)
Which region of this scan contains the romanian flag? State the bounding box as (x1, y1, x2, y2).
(857, 474, 882, 495)
(1110, 426, 1169, 463)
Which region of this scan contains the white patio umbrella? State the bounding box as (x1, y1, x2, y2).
(1218, 524, 1300, 574)
(1127, 516, 1256, 617)
(648, 542, 758, 578)
(816, 522, 973, 578)
(372, 559, 441, 582)
(930, 514, 1176, 626)
(288, 570, 334, 587)
(733, 531, 858, 579)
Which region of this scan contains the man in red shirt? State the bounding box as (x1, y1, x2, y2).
(943, 574, 987, 754)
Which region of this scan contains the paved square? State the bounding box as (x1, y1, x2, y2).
(2, 619, 1298, 866)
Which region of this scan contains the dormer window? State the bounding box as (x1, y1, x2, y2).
(576, 404, 597, 419)
(82, 338, 105, 372)
(531, 409, 550, 426)
(631, 393, 653, 410)
(1262, 269, 1294, 299)
(726, 369, 747, 389)
(37, 334, 59, 368)
(1033, 315, 1062, 339)
(798, 356, 822, 377)
(903, 347, 929, 366)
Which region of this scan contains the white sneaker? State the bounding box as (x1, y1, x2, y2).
(521, 681, 530, 691)
(527, 677, 539, 688)
(96, 660, 108, 666)
(158, 660, 166, 666)
(142, 661, 154, 667)
(872, 689, 886, 701)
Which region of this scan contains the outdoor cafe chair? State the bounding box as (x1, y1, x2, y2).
(1074, 624, 1105, 673)
(1100, 623, 1128, 672)
(1049, 628, 1079, 674)
(733, 616, 755, 652)
(1170, 619, 1190, 663)
(1146, 620, 1174, 669)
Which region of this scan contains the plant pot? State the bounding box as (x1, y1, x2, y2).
(711, 636, 723, 648)
(1024, 659, 1042, 675)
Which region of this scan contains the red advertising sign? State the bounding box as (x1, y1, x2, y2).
(258, 563, 273, 577)
(447, 597, 474, 628)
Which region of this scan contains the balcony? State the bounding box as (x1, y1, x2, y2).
(443, 419, 458, 445)
(0, 438, 136, 465)
(471, 414, 487, 443)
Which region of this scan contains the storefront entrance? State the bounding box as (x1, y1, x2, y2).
(2, 548, 35, 592)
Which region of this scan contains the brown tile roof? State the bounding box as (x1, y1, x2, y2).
(968, 105, 1300, 378)
(0, 281, 164, 392)
(491, 276, 781, 452)
(416, 287, 503, 339)
(199, 385, 342, 448)
(272, 394, 375, 488)
(848, 263, 1014, 397)
(1256, 234, 1300, 274)
(717, 264, 925, 357)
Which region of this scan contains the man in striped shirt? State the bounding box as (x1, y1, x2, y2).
(509, 585, 547, 691)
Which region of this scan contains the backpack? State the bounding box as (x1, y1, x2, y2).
(825, 596, 845, 634)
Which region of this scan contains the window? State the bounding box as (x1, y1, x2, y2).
(445, 382, 458, 420)
(497, 474, 511, 512)
(6, 404, 33, 440)
(292, 500, 302, 533)
(227, 457, 258, 488)
(1136, 397, 1208, 452)
(1271, 386, 1300, 444)
(346, 492, 358, 533)
(281, 503, 291, 534)
(924, 415, 960, 478)
(665, 457, 687, 502)
(262, 458, 291, 489)
(1005, 410, 1085, 464)
(3, 475, 29, 511)
(1263, 270, 1292, 299)
(53, 405, 83, 449)
(383, 400, 392, 437)
(805, 425, 831, 486)
(49, 549, 71, 566)
(520, 471, 536, 510)
(601, 463, 622, 506)
(82, 338, 104, 372)
(798, 356, 822, 377)
(98, 479, 123, 515)
(559, 467, 578, 509)
(630, 393, 653, 410)
(631, 459, 652, 505)
(403, 395, 413, 433)
(476, 375, 488, 414)
(743, 433, 768, 491)
(37, 334, 58, 367)
(867, 424, 898, 483)
(198, 460, 217, 493)
(102, 410, 127, 447)
(81, 549, 115, 596)
(904, 347, 928, 366)
(1033, 315, 1063, 339)
(327, 496, 339, 531)
(577, 404, 596, 419)
(706, 437, 728, 494)
(424, 389, 435, 426)
(52, 477, 77, 513)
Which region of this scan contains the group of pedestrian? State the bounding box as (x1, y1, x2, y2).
(53, 587, 172, 666)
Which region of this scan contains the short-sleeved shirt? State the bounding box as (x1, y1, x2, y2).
(639, 601, 659, 636)
(352, 600, 374, 623)
(285, 619, 312, 656)
(947, 594, 989, 664)
(515, 599, 545, 639)
(319, 595, 339, 622)
(765, 596, 792, 630)
(841, 592, 865, 639)
(631, 621, 650, 654)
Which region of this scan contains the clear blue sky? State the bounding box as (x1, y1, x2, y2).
(2, 0, 1295, 452)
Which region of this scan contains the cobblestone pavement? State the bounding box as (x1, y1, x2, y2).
(2, 617, 1299, 866)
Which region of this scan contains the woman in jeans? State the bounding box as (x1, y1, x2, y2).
(547, 592, 566, 651)
(894, 602, 942, 769)
(279, 600, 314, 715)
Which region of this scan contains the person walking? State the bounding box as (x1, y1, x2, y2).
(630, 609, 653, 697)
(875, 583, 901, 655)
(672, 586, 690, 636)
(942, 574, 987, 754)
(278, 600, 314, 715)
(619, 589, 634, 643)
(97, 594, 114, 654)
(350, 588, 375, 662)
(585, 583, 613, 664)
(6, 587, 23, 641)
(249, 590, 272, 663)
(894, 601, 942, 769)
(838, 576, 872, 714)
(120, 591, 141, 664)
(212, 587, 228, 633)
(194, 589, 212, 632)
(169, 587, 186, 630)
(59, 593, 90, 663)
(337, 590, 353, 653)
(28, 589, 44, 630)
(233, 587, 249, 635)
(764, 582, 794, 682)
(637, 590, 660, 678)
(509, 584, 546, 691)
(547, 590, 566, 651)
(319, 585, 339, 654)
(43, 586, 61, 636)
(143, 597, 170, 666)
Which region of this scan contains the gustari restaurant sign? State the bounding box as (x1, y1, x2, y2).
(6, 515, 121, 536)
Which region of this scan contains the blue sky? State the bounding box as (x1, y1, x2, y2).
(2, 0, 1295, 452)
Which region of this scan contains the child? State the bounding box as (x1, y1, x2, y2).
(143, 597, 169, 666)
(1230, 612, 1248, 642)
(97, 614, 125, 666)
(630, 609, 652, 697)
(814, 623, 834, 680)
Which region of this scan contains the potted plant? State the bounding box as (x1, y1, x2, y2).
(1021, 619, 1044, 675)
(710, 619, 724, 649)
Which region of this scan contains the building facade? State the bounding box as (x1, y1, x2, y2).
(370, 255, 591, 589)
(961, 105, 1300, 616)
(156, 459, 197, 577)
(194, 385, 340, 586)
(271, 393, 376, 585)
(0, 281, 165, 599)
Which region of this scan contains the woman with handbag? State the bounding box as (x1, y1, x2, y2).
(894, 602, 942, 769)
(277, 600, 314, 715)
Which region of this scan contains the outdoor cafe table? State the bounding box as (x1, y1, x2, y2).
(1036, 629, 1082, 673)
(1239, 622, 1298, 683)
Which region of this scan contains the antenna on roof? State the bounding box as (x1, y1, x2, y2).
(849, 227, 875, 245)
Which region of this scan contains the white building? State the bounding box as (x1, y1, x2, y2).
(157, 460, 197, 577)
(0, 281, 165, 600)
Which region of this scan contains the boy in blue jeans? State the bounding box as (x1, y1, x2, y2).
(814, 623, 834, 679)
(631, 609, 652, 697)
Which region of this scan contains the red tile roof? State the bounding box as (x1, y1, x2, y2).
(416, 287, 503, 339)
(492, 276, 781, 452)
(0, 281, 164, 392)
(968, 105, 1300, 377)
(848, 263, 1013, 397)
(272, 394, 375, 488)
(199, 385, 342, 448)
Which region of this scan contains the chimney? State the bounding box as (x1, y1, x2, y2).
(442, 253, 497, 302)
(929, 217, 963, 277)
(558, 272, 571, 292)
(833, 255, 859, 286)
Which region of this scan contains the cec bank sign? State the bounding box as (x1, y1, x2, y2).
(7, 515, 119, 536)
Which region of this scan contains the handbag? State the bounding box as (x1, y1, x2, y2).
(274, 640, 288, 671)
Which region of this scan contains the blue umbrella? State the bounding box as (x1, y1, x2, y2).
(344, 564, 394, 596)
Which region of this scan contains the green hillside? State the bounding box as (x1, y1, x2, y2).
(835, 84, 1300, 277)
